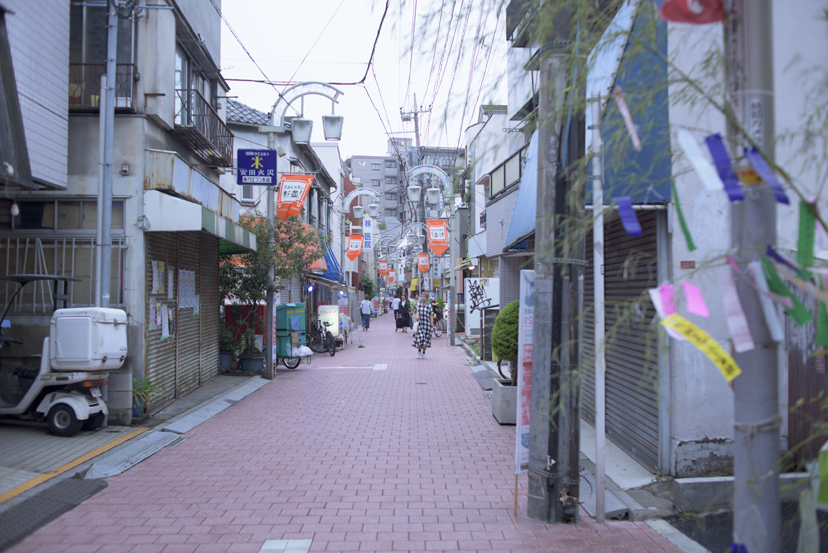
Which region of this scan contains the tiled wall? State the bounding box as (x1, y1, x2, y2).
(5, 0, 69, 188)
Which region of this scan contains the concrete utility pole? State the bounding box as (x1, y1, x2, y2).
(727, 1, 779, 551)
(264, 133, 276, 380)
(528, 1, 582, 523)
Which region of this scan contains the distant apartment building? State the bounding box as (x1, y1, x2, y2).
(347, 153, 402, 227)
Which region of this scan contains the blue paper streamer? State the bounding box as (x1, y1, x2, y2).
(731, 545, 748, 553)
(614, 196, 642, 237)
(705, 133, 744, 202)
(766, 245, 812, 281)
(744, 147, 789, 205)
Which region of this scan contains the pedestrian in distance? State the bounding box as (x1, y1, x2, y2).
(412, 291, 433, 359)
(360, 296, 372, 330)
(397, 296, 410, 333)
(391, 295, 401, 320)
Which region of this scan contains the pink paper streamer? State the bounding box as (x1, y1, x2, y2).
(613, 86, 642, 152)
(681, 282, 710, 317)
(727, 255, 793, 309)
(659, 283, 677, 316)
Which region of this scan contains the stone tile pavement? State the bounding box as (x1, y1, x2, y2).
(8, 313, 685, 553)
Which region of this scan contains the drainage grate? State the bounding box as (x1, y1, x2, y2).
(0, 477, 107, 552)
(415, 382, 427, 385)
(472, 369, 496, 390)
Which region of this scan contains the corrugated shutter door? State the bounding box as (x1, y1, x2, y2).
(582, 210, 660, 471)
(199, 233, 219, 382)
(176, 232, 200, 396)
(145, 233, 177, 411)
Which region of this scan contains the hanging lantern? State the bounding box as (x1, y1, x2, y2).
(427, 188, 441, 204)
(367, 203, 380, 218)
(407, 185, 421, 202)
(352, 205, 364, 218)
(291, 118, 313, 144)
(322, 114, 344, 141)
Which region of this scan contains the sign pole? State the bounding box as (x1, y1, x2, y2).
(265, 133, 276, 380)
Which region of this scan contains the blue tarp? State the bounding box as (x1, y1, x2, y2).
(503, 131, 538, 251)
(322, 243, 344, 282)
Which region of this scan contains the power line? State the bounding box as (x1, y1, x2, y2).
(402, 0, 418, 110)
(283, 0, 348, 90)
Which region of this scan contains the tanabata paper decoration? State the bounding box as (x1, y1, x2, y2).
(661, 313, 742, 382)
(659, 283, 677, 316)
(818, 296, 828, 348)
(681, 282, 709, 317)
(670, 181, 697, 251)
(676, 130, 723, 192)
(614, 196, 642, 237)
(761, 257, 813, 326)
(720, 272, 755, 353)
(613, 86, 641, 152)
(797, 201, 817, 267)
(766, 245, 811, 281)
(744, 147, 789, 205)
(747, 261, 785, 343)
(728, 255, 792, 308)
(660, 0, 726, 24)
(705, 133, 744, 202)
(648, 287, 685, 341)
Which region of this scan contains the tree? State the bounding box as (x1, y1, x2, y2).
(492, 300, 520, 386)
(361, 275, 376, 299)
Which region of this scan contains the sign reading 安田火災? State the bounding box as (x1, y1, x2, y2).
(237, 149, 277, 185)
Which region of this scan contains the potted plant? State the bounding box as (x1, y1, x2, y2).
(491, 300, 519, 425)
(132, 378, 162, 418)
(238, 326, 264, 374)
(219, 319, 238, 373)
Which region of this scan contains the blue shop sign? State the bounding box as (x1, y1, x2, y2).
(237, 149, 277, 185)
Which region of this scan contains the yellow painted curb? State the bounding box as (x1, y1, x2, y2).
(0, 427, 147, 505)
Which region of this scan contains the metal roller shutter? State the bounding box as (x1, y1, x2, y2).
(582, 210, 660, 471)
(176, 232, 200, 396)
(145, 233, 177, 411)
(199, 233, 219, 382)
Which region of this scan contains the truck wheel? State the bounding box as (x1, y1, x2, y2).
(82, 412, 106, 431)
(47, 404, 82, 437)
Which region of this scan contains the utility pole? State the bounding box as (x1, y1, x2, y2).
(99, 3, 117, 308)
(264, 132, 276, 380)
(727, 1, 779, 551)
(528, 2, 581, 523)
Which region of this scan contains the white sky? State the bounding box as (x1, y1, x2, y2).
(219, 0, 508, 160)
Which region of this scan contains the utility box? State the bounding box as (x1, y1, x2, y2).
(49, 308, 128, 372)
(275, 303, 305, 332)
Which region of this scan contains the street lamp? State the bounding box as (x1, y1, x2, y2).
(352, 205, 364, 219)
(367, 204, 380, 218)
(427, 187, 440, 204)
(407, 185, 421, 203)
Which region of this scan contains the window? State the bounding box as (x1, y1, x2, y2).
(371, 179, 381, 187)
(385, 176, 397, 184)
(505, 153, 521, 186)
(385, 209, 397, 217)
(440, 156, 453, 167)
(174, 47, 216, 125)
(15, 200, 124, 231)
(385, 192, 397, 201)
(241, 185, 253, 202)
(490, 165, 505, 197)
(372, 163, 381, 171)
(385, 160, 396, 168)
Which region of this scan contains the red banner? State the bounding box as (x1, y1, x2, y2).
(346, 235, 364, 261)
(378, 260, 388, 276)
(418, 254, 430, 274)
(388, 270, 395, 284)
(276, 174, 315, 220)
(427, 219, 449, 256)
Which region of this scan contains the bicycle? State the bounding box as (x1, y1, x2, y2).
(308, 317, 336, 357)
(432, 308, 445, 337)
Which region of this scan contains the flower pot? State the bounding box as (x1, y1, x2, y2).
(492, 378, 517, 425)
(132, 398, 143, 418)
(239, 356, 264, 374)
(219, 352, 233, 373)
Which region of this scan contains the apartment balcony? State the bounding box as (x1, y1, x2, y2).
(480, 209, 486, 230)
(172, 89, 233, 168)
(69, 63, 136, 111)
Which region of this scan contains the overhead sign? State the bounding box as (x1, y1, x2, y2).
(346, 235, 364, 261)
(418, 253, 430, 274)
(379, 260, 388, 276)
(427, 219, 449, 256)
(237, 149, 277, 185)
(277, 174, 315, 220)
(363, 217, 374, 250)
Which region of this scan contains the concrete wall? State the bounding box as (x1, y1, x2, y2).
(4, 0, 69, 188)
(349, 155, 399, 225)
(175, 0, 222, 65)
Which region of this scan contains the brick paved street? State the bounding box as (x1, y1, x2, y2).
(9, 314, 683, 553)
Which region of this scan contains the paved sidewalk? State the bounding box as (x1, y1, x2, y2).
(9, 314, 684, 553)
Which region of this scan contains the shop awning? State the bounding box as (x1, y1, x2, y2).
(308, 274, 346, 291)
(503, 131, 538, 251)
(322, 242, 344, 282)
(409, 277, 419, 291)
(143, 190, 256, 254)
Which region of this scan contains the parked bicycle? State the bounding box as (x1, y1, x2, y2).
(308, 317, 336, 357)
(432, 307, 445, 337)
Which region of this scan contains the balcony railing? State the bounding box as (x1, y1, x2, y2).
(172, 89, 233, 167)
(69, 63, 135, 111)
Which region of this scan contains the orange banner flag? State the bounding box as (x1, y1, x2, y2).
(379, 260, 388, 276)
(427, 219, 449, 256)
(276, 174, 315, 220)
(418, 254, 430, 274)
(346, 235, 364, 261)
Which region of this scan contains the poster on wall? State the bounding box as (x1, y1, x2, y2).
(167, 267, 174, 301)
(515, 270, 534, 474)
(338, 290, 349, 317)
(463, 278, 499, 337)
(149, 298, 156, 330)
(158, 261, 166, 295)
(151, 261, 159, 294)
(318, 304, 340, 337)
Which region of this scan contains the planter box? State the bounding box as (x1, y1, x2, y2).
(492, 378, 517, 425)
(219, 352, 233, 373)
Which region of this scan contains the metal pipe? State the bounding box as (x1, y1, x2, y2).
(99, 4, 116, 308)
(95, 75, 106, 307)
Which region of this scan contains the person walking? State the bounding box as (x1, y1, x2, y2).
(391, 294, 401, 320)
(412, 291, 433, 359)
(398, 294, 410, 333)
(360, 296, 372, 331)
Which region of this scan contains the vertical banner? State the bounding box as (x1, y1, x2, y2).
(379, 260, 388, 276)
(515, 270, 535, 474)
(276, 174, 315, 220)
(427, 219, 449, 256)
(363, 217, 374, 250)
(418, 253, 430, 274)
(346, 235, 364, 261)
(388, 270, 396, 284)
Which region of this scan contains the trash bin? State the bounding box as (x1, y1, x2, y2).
(275, 303, 305, 357)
